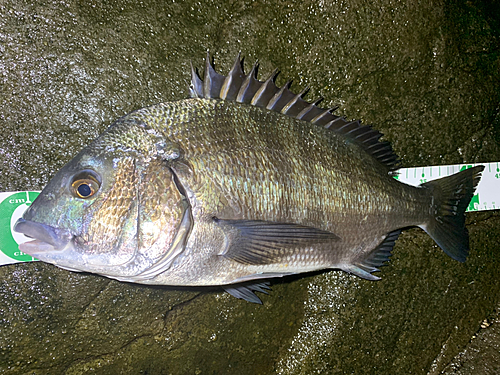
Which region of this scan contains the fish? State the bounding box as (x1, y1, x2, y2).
(14, 53, 484, 304)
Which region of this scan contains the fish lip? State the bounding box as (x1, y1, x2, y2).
(14, 218, 74, 253)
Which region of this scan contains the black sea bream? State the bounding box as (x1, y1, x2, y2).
(15, 54, 484, 303)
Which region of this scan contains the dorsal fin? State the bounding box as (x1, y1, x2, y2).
(190, 54, 400, 170)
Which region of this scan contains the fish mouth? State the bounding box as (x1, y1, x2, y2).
(14, 218, 74, 255)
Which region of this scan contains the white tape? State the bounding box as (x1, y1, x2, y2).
(0, 191, 39, 265)
(1, 162, 498, 265)
(396, 162, 499, 212)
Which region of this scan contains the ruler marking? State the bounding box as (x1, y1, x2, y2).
(1, 162, 498, 265)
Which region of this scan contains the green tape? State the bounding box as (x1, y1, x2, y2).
(396, 162, 499, 212)
(0, 191, 39, 264)
(1, 162, 498, 265)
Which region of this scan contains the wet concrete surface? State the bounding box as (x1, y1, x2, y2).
(1, 0, 499, 374)
(443, 305, 500, 375)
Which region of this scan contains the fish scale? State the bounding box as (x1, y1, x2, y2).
(12, 54, 484, 303)
(120, 99, 440, 280)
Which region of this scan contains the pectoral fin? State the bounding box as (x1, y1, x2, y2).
(215, 219, 339, 265)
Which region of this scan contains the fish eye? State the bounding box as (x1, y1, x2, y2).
(70, 170, 101, 199)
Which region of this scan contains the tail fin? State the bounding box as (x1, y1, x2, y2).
(420, 165, 484, 262)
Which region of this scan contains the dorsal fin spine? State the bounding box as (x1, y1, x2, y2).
(296, 98, 323, 120)
(324, 117, 344, 129)
(311, 107, 335, 124)
(266, 81, 292, 111)
(366, 141, 385, 150)
(250, 70, 279, 106)
(236, 62, 259, 103)
(281, 87, 308, 114)
(221, 53, 245, 100)
(204, 52, 228, 98)
(203, 52, 213, 98)
(220, 77, 232, 100)
(190, 62, 203, 98)
(192, 54, 400, 170)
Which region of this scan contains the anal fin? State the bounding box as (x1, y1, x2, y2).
(345, 229, 402, 280)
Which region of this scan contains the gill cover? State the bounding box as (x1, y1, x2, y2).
(82, 120, 192, 278)
(122, 158, 193, 282)
(16, 116, 192, 280)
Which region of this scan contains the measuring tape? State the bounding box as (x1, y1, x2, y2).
(396, 162, 499, 211)
(1, 162, 498, 266)
(0, 191, 39, 265)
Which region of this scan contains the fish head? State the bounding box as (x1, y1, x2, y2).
(14, 117, 189, 279)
